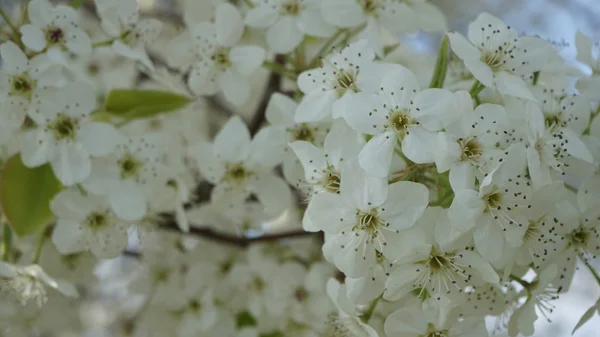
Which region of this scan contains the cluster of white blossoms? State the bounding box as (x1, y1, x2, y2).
(0, 1, 599, 337)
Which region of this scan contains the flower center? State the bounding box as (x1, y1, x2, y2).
(87, 62, 100, 75)
(360, 0, 378, 13)
(480, 44, 512, 70)
(294, 286, 308, 302)
(291, 124, 315, 142)
(10, 75, 35, 96)
(544, 114, 561, 128)
(354, 208, 384, 236)
(524, 218, 543, 242)
(118, 153, 143, 179)
(85, 211, 109, 230)
(458, 137, 483, 161)
(484, 191, 503, 210)
(326, 313, 365, 337)
(120, 28, 142, 46)
(49, 115, 78, 140)
(322, 169, 341, 193)
(188, 299, 202, 312)
(21, 116, 37, 131)
(282, 0, 301, 15)
(153, 268, 170, 283)
(2, 273, 48, 307)
(569, 228, 589, 247)
(224, 163, 252, 182)
(335, 71, 358, 96)
(422, 325, 449, 337)
(212, 47, 231, 68)
(250, 275, 265, 292)
(388, 110, 413, 138)
(45, 27, 65, 45)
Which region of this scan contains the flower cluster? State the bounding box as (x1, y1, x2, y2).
(0, 1, 599, 337)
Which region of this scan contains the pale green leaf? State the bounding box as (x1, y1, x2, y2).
(428, 35, 449, 89)
(572, 302, 599, 334)
(104, 89, 192, 120)
(0, 155, 62, 236)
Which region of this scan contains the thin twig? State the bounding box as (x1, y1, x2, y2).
(248, 54, 285, 136)
(123, 223, 316, 258)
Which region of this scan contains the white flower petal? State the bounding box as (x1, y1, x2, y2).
(21, 130, 54, 167)
(220, 69, 250, 106)
(190, 142, 225, 184)
(230, 46, 265, 76)
(358, 132, 395, 178)
(575, 31, 594, 66)
(89, 226, 128, 259)
(265, 93, 296, 126)
(51, 220, 87, 255)
(304, 193, 353, 233)
(289, 141, 326, 183)
(321, 0, 365, 28)
(0, 42, 28, 75)
(77, 122, 120, 156)
(266, 16, 304, 54)
(214, 116, 251, 162)
(247, 126, 288, 169)
(51, 142, 91, 186)
(28, 0, 52, 27)
(109, 181, 147, 221)
(401, 127, 437, 164)
(245, 6, 279, 28)
(380, 181, 429, 230)
(474, 220, 504, 262)
(249, 174, 292, 217)
(188, 61, 220, 96)
(294, 90, 337, 123)
(65, 28, 92, 57)
(495, 72, 535, 100)
(297, 9, 336, 37)
(19, 24, 46, 51)
(215, 3, 244, 47)
(341, 160, 389, 209)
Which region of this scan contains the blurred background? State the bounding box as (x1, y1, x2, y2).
(1, 0, 599, 336)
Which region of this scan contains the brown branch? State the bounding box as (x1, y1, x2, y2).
(123, 222, 316, 258)
(157, 212, 315, 248)
(248, 54, 285, 136)
(169, 225, 314, 247)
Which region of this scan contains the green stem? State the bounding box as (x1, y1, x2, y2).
(243, 0, 255, 8)
(0, 5, 24, 49)
(428, 35, 449, 89)
(32, 232, 46, 264)
(361, 294, 382, 323)
(338, 25, 365, 47)
(510, 274, 531, 289)
(1, 224, 13, 262)
(532, 71, 540, 86)
(262, 60, 297, 80)
(19, 0, 28, 26)
(565, 184, 578, 193)
(469, 80, 485, 98)
(92, 39, 115, 48)
(579, 253, 600, 285)
(308, 29, 346, 68)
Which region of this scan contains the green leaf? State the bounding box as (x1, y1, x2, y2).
(0, 155, 62, 236)
(383, 43, 400, 57)
(572, 301, 599, 334)
(260, 332, 284, 337)
(69, 0, 85, 8)
(236, 311, 257, 328)
(104, 89, 191, 120)
(428, 35, 449, 89)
